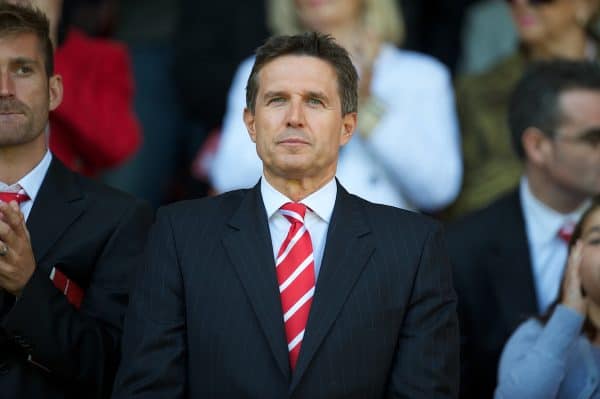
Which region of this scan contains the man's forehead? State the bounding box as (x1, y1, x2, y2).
(559, 88, 600, 124)
(0, 31, 43, 59)
(257, 55, 338, 91)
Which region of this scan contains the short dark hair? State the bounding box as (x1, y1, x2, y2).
(246, 31, 358, 115)
(509, 60, 600, 159)
(0, 1, 53, 76)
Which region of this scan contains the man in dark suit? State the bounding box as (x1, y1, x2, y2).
(0, 3, 153, 398)
(448, 60, 600, 399)
(113, 32, 459, 398)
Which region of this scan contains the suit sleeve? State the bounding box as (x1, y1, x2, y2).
(112, 208, 187, 398)
(386, 222, 460, 398)
(1, 199, 153, 398)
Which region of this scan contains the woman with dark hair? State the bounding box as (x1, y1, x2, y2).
(495, 197, 600, 398)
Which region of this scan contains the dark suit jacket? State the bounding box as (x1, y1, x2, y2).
(113, 182, 459, 398)
(446, 189, 538, 399)
(0, 158, 153, 398)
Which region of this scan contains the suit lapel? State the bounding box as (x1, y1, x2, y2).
(221, 184, 291, 379)
(484, 191, 538, 331)
(290, 184, 374, 392)
(26, 159, 85, 270)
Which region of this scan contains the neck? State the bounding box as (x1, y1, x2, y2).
(264, 171, 334, 202)
(525, 166, 588, 214)
(588, 302, 600, 346)
(0, 140, 46, 185)
(528, 29, 588, 60)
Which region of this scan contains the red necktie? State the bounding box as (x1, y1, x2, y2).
(276, 202, 316, 371)
(558, 223, 575, 244)
(0, 190, 30, 204)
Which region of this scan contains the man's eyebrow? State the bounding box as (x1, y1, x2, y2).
(262, 91, 288, 99)
(584, 225, 600, 236)
(11, 57, 37, 66)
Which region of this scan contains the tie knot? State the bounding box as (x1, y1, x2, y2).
(280, 202, 307, 224)
(558, 222, 575, 244)
(0, 186, 29, 204)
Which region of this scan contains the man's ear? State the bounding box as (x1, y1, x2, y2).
(340, 112, 357, 146)
(48, 74, 63, 111)
(522, 127, 552, 165)
(243, 108, 257, 143)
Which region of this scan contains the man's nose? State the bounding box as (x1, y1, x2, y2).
(0, 71, 15, 97)
(286, 99, 305, 128)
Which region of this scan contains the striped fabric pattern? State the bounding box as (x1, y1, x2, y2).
(276, 202, 315, 370)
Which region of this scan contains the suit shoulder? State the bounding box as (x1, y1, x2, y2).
(157, 189, 248, 221)
(353, 194, 440, 236)
(447, 190, 520, 239)
(71, 172, 150, 213)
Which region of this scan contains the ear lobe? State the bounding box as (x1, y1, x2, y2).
(48, 74, 63, 111)
(243, 108, 257, 143)
(340, 112, 357, 146)
(522, 127, 551, 165)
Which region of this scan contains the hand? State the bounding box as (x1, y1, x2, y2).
(0, 201, 36, 296)
(561, 241, 587, 315)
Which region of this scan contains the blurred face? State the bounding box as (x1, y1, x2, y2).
(579, 208, 600, 304)
(294, 0, 364, 31)
(508, 0, 591, 46)
(543, 89, 600, 198)
(0, 32, 62, 149)
(243, 55, 356, 184)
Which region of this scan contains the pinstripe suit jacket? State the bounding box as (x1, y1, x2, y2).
(113, 182, 459, 398)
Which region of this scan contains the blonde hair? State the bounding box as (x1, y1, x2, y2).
(267, 0, 404, 45)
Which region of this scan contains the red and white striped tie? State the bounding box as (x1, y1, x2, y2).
(276, 202, 315, 371)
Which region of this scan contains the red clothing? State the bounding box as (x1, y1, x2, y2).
(50, 29, 141, 176)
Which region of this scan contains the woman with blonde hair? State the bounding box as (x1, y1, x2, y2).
(210, 0, 462, 213)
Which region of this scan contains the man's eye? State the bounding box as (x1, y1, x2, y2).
(267, 97, 285, 105)
(587, 237, 600, 245)
(16, 66, 33, 75)
(307, 97, 324, 106)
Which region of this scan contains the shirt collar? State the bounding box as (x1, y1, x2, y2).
(3, 150, 52, 204)
(260, 176, 337, 222)
(520, 176, 589, 246)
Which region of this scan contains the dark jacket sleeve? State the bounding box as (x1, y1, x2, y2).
(386, 221, 460, 398)
(112, 207, 187, 399)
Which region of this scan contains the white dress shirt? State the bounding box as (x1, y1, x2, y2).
(261, 176, 336, 278)
(211, 44, 462, 212)
(0, 150, 51, 221)
(520, 177, 589, 313)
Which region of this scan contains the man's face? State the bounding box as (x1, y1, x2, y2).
(544, 89, 600, 197)
(0, 32, 61, 149)
(244, 55, 356, 185)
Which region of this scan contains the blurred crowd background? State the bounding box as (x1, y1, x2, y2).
(27, 1, 600, 398)
(51, 0, 598, 219)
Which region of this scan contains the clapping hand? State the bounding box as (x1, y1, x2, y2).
(0, 201, 36, 296)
